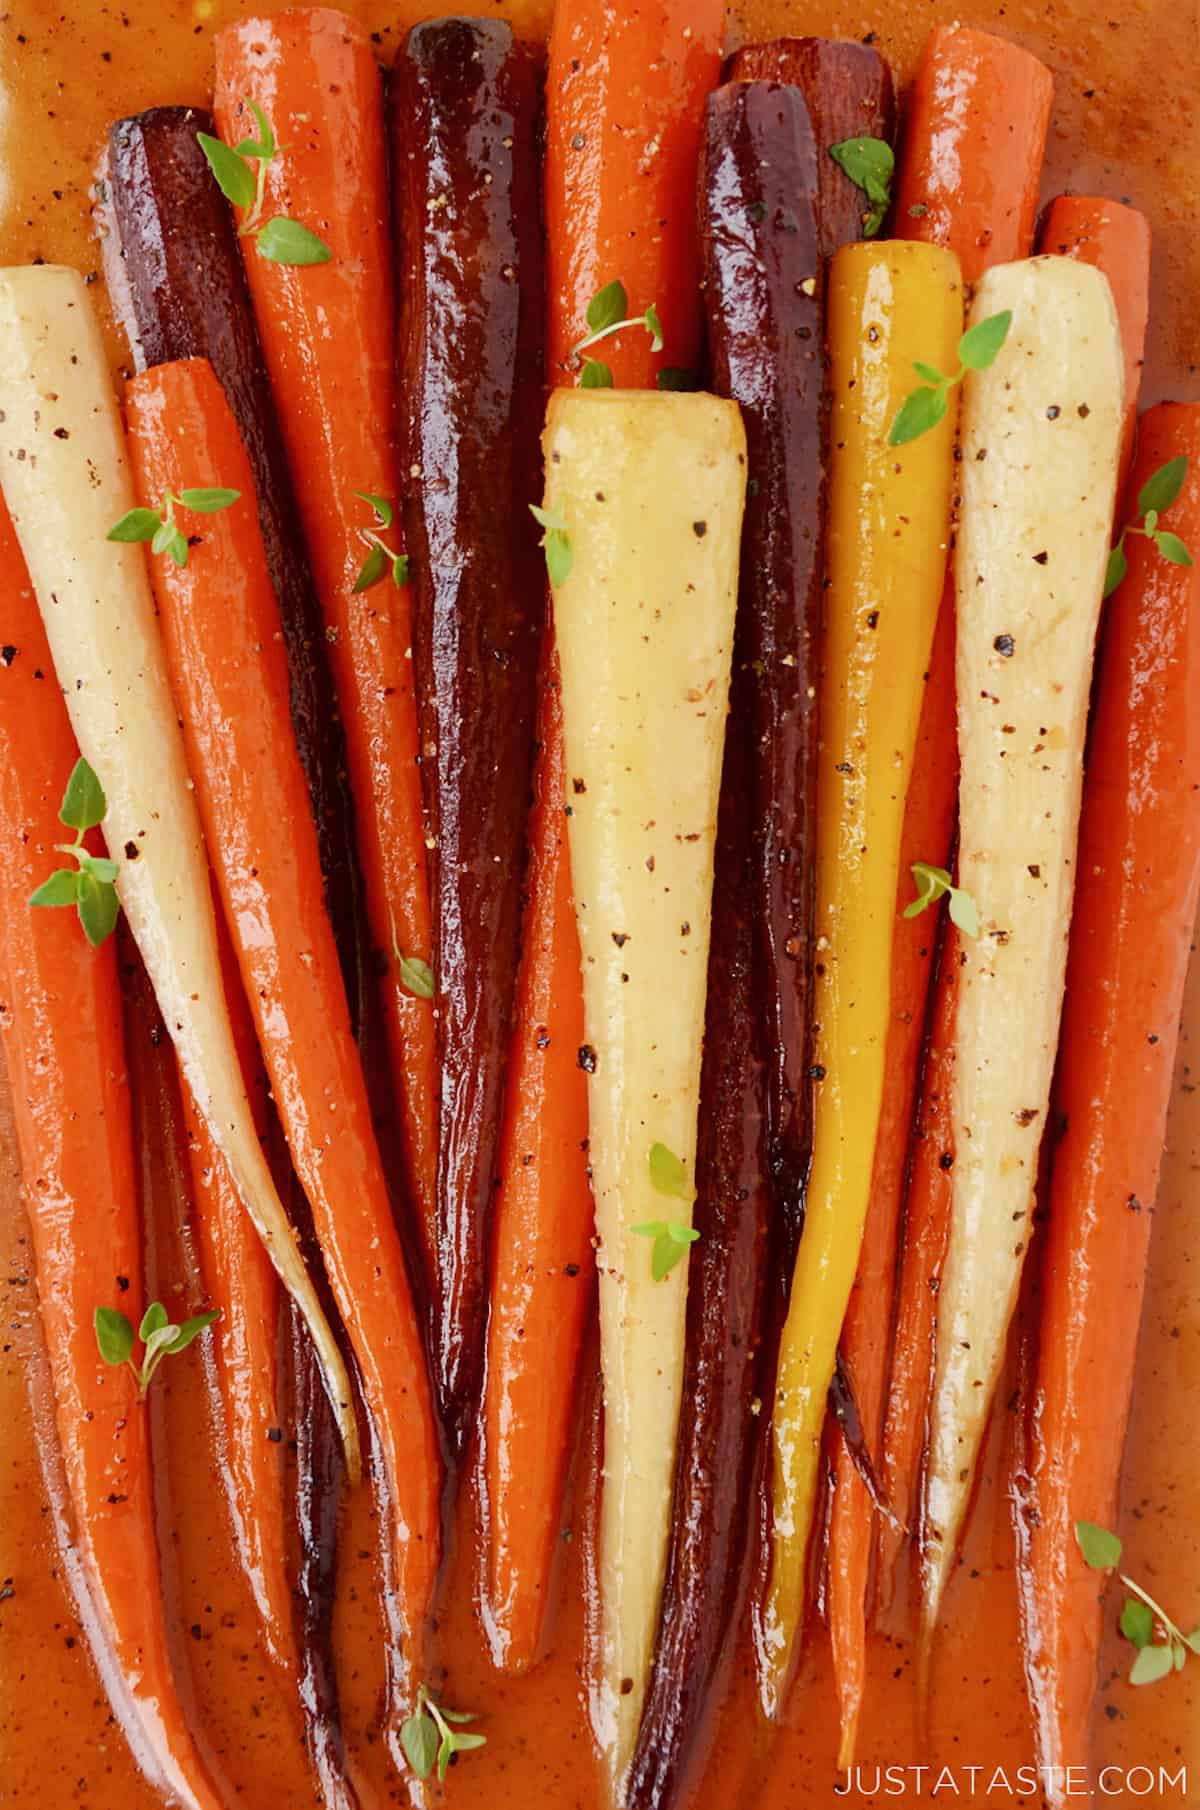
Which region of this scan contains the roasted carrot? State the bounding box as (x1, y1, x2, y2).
(922, 259, 1124, 1640)
(869, 26, 1055, 1629)
(480, 0, 723, 1672)
(178, 925, 290, 1675)
(0, 263, 356, 1473)
(393, 18, 545, 1452)
(894, 24, 1054, 288)
(759, 239, 962, 1719)
(123, 359, 440, 1680)
(212, 11, 438, 1284)
(101, 106, 366, 1027)
(545, 0, 722, 386)
(0, 500, 229, 1810)
(1017, 407, 1200, 1801)
(724, 37, 896, 259)
(1039, 196, 1150, 488)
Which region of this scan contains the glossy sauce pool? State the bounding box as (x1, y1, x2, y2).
(0, 2, 1197, 1807)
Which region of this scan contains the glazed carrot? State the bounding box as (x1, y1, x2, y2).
(759, 240, 962, 1719)
(1039, 197, 1150, 488)
(480, 0, 722, 1672)
(894, 24, 1054, 288)
(872, 917, 961, 1608)
(393, 18, 545, 1453)
(1017, 406, 1200, 1803)
(0, 263, 357, 1475)
(724, 37, 896, 259)
(212, 10, 437, 1282)
(922, 260, 1124, 1640)
(0, 502, 228, 1810)
(545, 0, 723, 386)
(178, 927, 290, 1675)
(123, 359, 440, 1677)
(868, 26, 1055, 1629)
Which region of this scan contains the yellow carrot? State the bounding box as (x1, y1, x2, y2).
(757, 240, 962, 1716)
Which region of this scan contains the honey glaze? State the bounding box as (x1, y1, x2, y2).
(0, 2, 1197, 1807)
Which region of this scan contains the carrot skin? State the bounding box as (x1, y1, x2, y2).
(545, 0, 723, 385)
(392, 18, 545, 1452)
(1018, 405, 1200, 1793)
(102, 107, 366, 1025)
(124, 360, 441, 1670)
(212, 12, 438, 1285)
(723, 38, 896, 256)
(178, 922, 290, 1677)
(893, 24, 1054, 286)
(1038, 197, 1150, 490)
(0, 503, 229, 1810)
(869, 24, 1056, 1627)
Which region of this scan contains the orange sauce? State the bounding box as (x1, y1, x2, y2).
(0, 3, 1197, 1807)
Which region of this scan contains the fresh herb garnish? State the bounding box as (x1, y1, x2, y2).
(903, 862, 980, 939)
(399, 1685, 486, 1783)
(29, 758, 121, 948)
(1104, 457, 1194, 598)
(108, 486, 240, 569)
(352, 492, 410, 593)
(829, 136, 895, 237)
(94, 1300, 220, 1399)
(632, 1142, 699, 1279)
(631, 1218, 699, 1281)
(530, 504, 573, 588)
(571, 281, 663, 375)
(197, 100, 332, 267)
(1076, 1520, 1200, 1687)
(889, 311, 1014, 447)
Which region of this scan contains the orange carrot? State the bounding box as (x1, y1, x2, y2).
(123, 357, 440, 1681)
(178, 920, 290, 1675)
(857, 24, 1057, 1643)
(0, 499, 228, 1810)
(479, 0, 723, 1672)
(893, 24, 1054, 288)
(1018, 405, 1200, 1800)
(1039, 196, 1150, 488)
(213, 11, 437, 1283)
(829, 25, 1054, 1745)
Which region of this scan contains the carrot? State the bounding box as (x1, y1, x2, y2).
(868, 26, 1055, 1631)
(1017, 408, 1200, 1801)
(545, 0, 723, 387)
(0, 262, 357, 1475)
(0, 499, 229, 1810)
(873, 913, 961, 1605)
(479, 0, 723, 1674)
(1039, 197, 1150, 488)
(393, 20, 545, 1452)
(921, 259, 1124, 1641)
(122, 358, 440, 1678)
(894, 24, 1054, 288)
(212, 10, 438, 1284)
(759, 239, 963, 1719)
(178, 923, 290, 1675)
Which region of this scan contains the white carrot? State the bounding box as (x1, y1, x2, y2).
(0, 263, 359, 1480)
(922, 255, 1124, 1633)
(542, 388, 746, 1798)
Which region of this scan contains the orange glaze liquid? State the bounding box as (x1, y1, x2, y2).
(0, 2, 1197, 1807)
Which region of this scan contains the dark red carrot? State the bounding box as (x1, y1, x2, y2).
(124, 358, 441, 1686)
(212, 11, 439, 1283)
(0, 499, 228, 1810)
(392, 17, 545, 1452)
(724, 37, 896, 258)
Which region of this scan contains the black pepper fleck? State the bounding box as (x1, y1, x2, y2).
(578, 1045, 597, 1073)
